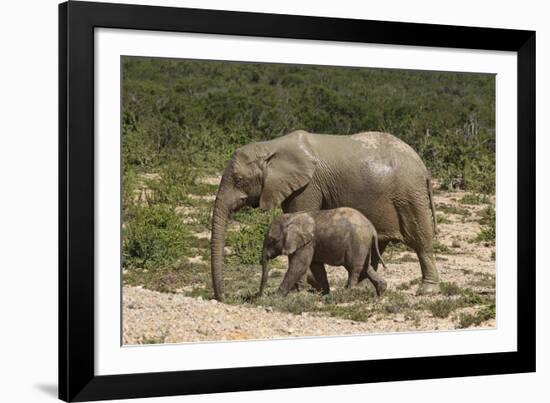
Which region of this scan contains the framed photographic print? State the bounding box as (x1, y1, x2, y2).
(59, 1, 535, 401)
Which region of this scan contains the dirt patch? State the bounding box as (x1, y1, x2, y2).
(197, 174, 222, 186)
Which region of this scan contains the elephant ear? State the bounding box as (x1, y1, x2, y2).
(282, 213, 315, 255)
(259, 132, 317, 210)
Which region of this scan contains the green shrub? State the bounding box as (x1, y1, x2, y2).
(382, 292, 410, 314)
(438, 203, 471, 216)
(476, 206, 496, 245)
(458, 302, 496, 328)
(460, 193, 489, 205)
(143, 163, 198, 205)
(433, 239, 453, 254)
(439, 282, 463, 296)
(226, 208, 281, 265)
(254, 292, 319, 315)
(123, 204, 192, 269)
(426, 299, 460, 318)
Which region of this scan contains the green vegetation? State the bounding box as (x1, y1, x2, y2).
(426, 299, 461, 318)
(437, 214, 452, 224)
(439, 282, 463, 296)
(122, 57, 496, 193)
(417, 282, 495, 319)
(458, 302, 496, 328)
(476, 206, 496, 244)
(437, 203, 471, 217)
(459, 193, 489, 205)
(123, 205, 193, 269)
(226, 208, 281, 265)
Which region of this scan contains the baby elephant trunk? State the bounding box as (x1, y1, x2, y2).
(258, 251, 270, 296)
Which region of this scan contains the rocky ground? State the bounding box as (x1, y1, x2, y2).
(123, 174, 496, 345)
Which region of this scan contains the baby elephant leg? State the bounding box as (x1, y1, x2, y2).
(309, 262, 330, 294)
(364, 265, 387, 296)
(278, 245, 314, 296)
(346, 263, 363, 289)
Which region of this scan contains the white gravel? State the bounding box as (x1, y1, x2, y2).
(123, 285, 494, 345)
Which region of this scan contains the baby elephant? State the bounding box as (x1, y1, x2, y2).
(259, 207, 387, 297)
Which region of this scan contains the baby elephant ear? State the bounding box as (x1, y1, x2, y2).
(282, 213, 315, 255)
(259, 131, 317, 210)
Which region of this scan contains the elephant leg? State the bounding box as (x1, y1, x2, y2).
(397, 202, 440, 294)
(415, 249, 440, 294)
(358, 240, 388, 287)
(278, 244, 314, 296)
(309, 262, 330, 295)
(346, 263, 363, 289)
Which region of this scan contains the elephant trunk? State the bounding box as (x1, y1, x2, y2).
(210, 172, 245, 301)
(210, 194, 229, 301)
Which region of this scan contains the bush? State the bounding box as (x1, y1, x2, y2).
(458, 302, 496, 328)
(426, 299, 460, 318)
(226, 208, 281, 265)
(123, 204, 192, 269)
(460, 193, 489, 205)
(144, 163, 196, 205)
(476, 206, 496, 244)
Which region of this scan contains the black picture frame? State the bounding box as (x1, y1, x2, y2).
(59, 1, 536, 401)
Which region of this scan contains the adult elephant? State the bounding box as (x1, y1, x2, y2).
(210, 130, 439, 301)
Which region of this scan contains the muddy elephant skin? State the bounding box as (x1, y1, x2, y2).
(259, 208, 388, 297)
(210, 130, 438, 301)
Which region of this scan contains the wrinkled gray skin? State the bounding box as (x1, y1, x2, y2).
(259, 208, 388, 297)
(211, 130, 438, 301)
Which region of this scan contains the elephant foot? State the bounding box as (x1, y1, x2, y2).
(416, 282, 440, 295)
(375, 280, 388, 297)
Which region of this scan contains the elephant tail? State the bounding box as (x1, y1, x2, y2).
(373, 235, 387, 270)
(427, 176, 437, 235)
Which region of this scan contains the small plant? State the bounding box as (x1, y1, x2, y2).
(433, 239, 453, 254)
(382, 292, 410, 314)
(439, 282, 463, 296)
(426, 299, 460, 318)
(458, 302, 496, 328)
(476, 221, 496, 245)
(437, 214, 452, 224)
(144, 163, 195, 205)
(459, 193, 488, 205)
(253, 291, 319, 315)
(478, 205, 495, 225)
(323, 287, 375, 304)
(470, 272, 496, 288)
(438, 203, 471, 217)
(320, 304, 373, 322)
(475, 205, 495, 245)
(123, 260, 210, 293)
(140, 329, 169, 344)
(405, 311, 422, 327)
(123, 204, 193, 270)
(396, 278, 421, 291)
(384, 241, 413, 262)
